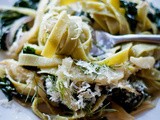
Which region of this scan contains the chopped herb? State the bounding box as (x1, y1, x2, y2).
(76, 61, 103, 75)
(84, 101, 93, 114)
(84, 99, 114, 119)
(23, 46, 36, 54)
(120, 0, 138, 32)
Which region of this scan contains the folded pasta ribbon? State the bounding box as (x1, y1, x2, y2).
(18, 54, 62, 67)
(81, 1, 130, 34)
(41, 11, 70, 58)
(41, 11, 92, 61)
(96, 43, 132, 66)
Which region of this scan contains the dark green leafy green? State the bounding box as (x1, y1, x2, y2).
(110, 87, 148, 113)
(147, 3, 160, 30)
(11, 23, 30, 44)
(0, 77, 16, 101)
(120, 0, 138, 32)
(110, 76, 149, 112)
(0, 0, 39, 50)
(23, 46, 36, 54)
(0, 10, 24, 50)
(14, 0, 40, 10)
(0, 77, 32, 102)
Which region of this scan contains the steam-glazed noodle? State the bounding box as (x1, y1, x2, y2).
(0, 0, 160, 120)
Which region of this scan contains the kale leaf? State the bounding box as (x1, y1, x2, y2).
(110, 76, 149, 112)
(14, 0, 40, 10)
(120, 0, 138, 32)
(0, 10, 24, 50)
(23, 46, 36, 54)
(0, 0, 40, 50)
(0, 77, 33, 102)
(147, 3, 160, 30)
(110, 87, 148, 113)
(0, 77, 17, 101)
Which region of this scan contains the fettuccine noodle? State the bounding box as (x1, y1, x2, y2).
(0, 0, 160, 120)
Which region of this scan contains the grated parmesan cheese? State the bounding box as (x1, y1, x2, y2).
(74, 82, 101, 109)
(75, 60, 124, 84)
(45, 77, 60, 102)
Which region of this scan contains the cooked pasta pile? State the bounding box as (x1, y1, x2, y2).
(0, 0, 160, 120)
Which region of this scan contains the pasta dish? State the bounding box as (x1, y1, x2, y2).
(0, 0, 160, 120)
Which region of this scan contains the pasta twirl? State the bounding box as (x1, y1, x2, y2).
(0, 0, 160, 120)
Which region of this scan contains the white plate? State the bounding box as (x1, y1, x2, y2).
(0, 0, 160, 120)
